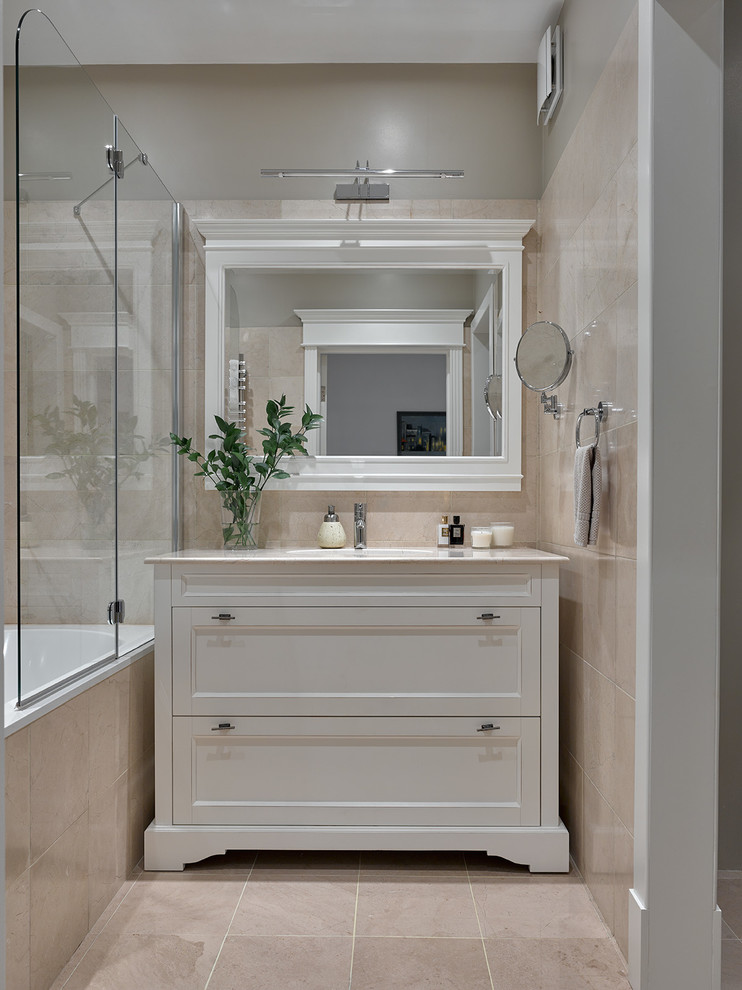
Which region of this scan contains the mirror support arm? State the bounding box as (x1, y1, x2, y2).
(541, 392, 561, 419)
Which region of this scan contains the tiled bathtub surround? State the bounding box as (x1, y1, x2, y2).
(536, 7, 638, 961)
(179, 198, 541, 550)
(5, 650, 155, 990)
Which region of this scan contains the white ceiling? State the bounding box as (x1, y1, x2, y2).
(5, 0, 563, 66)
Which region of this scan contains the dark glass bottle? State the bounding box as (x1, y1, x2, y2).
(449, 515, 465, 546)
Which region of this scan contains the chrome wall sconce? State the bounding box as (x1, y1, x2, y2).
(261, 160, 464, 202)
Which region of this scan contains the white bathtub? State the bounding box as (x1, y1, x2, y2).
(4, 624, 153, 728)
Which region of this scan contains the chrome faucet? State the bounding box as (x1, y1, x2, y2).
(354, 503, 367, 549)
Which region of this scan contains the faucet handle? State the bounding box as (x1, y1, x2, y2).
(354, 502, 367, 519)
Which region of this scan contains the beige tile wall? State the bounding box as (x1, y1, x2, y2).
(179, 199, 541, 549)
(536, 6, 638, 961)
(237, 325, 305, 455)
(4, 651, 155, 990)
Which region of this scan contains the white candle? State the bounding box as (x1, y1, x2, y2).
(491, 522, 515, 547)
(471, 527, 492, 548)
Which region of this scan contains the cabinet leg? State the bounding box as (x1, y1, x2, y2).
(485, 824, 570, 873)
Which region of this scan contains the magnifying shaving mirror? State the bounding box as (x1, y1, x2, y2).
(483, 372, 503, 424)
(509, 319, 574, 419)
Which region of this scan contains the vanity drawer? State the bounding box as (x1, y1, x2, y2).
(171, 564, 542, 607)
(172, 606, 541, 717)
(172, 715, 541, 828)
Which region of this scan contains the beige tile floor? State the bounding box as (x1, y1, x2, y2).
(720, 874, 742, 990)
(50, 851, 633, 990)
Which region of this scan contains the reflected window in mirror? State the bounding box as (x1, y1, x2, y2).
(324, 353, 447, 456)
(294, 305, 474, 459)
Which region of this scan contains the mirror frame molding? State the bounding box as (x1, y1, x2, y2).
(195, 218, 534, 491)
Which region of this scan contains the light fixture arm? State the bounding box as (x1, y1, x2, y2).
(260, 164, 464, 179)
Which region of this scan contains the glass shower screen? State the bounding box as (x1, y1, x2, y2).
(14, 10, 178, 708)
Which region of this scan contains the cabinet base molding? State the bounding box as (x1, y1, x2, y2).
(144, 820, 570, 873)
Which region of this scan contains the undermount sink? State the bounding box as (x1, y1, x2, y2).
(286, 547, 437, 557)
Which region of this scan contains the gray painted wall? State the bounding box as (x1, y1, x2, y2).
(542, 0, 636, 185)
(7, 4, 644, 202)
(81, 63, 541, 202)
(719, 0, 742, 871)
(226, 270, 476, 329)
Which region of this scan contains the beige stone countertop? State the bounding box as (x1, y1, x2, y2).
(146, 547, 569, 564)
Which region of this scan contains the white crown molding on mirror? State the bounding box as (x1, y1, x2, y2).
(195, 218, 534, 491)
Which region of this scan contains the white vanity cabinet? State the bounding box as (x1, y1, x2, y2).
(144, 549, 569, 872)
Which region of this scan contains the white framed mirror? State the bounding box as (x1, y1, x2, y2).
(195, 218, 534, 491)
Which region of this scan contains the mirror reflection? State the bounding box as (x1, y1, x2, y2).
(325, 354, 447, 456)
(224, 268, 503, 458)
(514, 320, 573, 392)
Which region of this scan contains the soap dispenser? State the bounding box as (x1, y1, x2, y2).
(317, 505, 346, 548)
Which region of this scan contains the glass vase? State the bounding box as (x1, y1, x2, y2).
(219, 489, 262, 550)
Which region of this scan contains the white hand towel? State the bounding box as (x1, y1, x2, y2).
(574, 444, 602, 547)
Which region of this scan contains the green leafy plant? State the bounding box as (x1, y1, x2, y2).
(34, 396, 166, 525)
(170, 395, 322, 547)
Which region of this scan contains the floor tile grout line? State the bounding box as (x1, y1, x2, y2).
(218, 933, 502, 940)
(578, 877, 614, 941)
(97, 871, 141, 932)
(64, 931, 620, 941)
(347, 853, 362, 990)
(203, 853, 258, 990)
(465, 859, 496, 990)
(53, 874, 142, 989)
(53, 932, 100, 990)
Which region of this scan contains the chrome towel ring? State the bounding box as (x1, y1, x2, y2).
(576, 402, 606, 449)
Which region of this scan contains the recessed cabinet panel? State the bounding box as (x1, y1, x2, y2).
(172, 606, 541, 716)
(174, 566, 541, 606)
(172, 716, 541, 828)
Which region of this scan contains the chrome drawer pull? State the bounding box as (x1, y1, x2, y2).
(211, 723, 236, 731)
(211, 613, 236, 620)
(476, 723, 500, 732)
(476, 613, 501, 620)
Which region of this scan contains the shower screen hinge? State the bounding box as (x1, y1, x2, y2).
(106, 145, 124, 179)
(107, 599, 126, 625)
